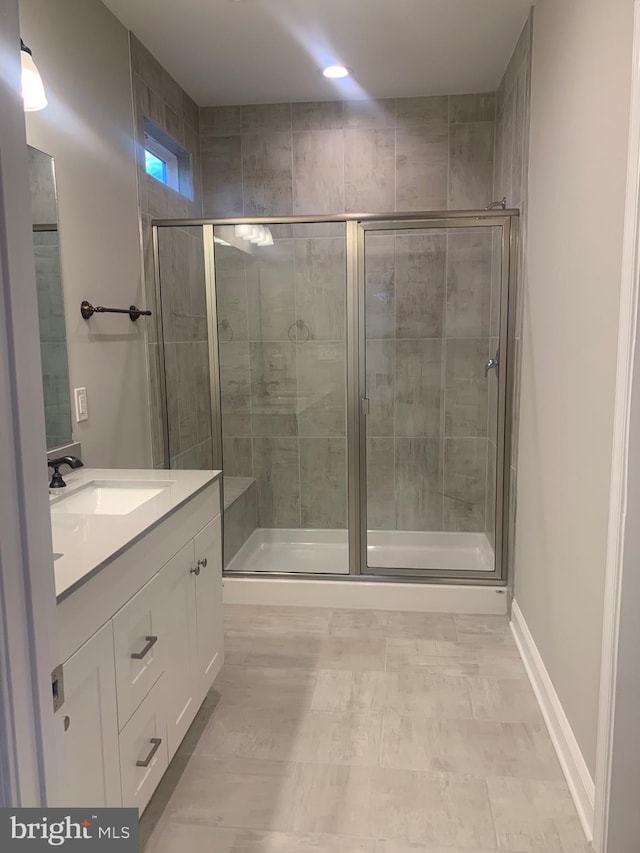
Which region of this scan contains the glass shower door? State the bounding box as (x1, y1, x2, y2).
(361, 220, 507, 577)
(215, 221, 350, 574)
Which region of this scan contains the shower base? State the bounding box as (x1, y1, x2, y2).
(225, 528, 494, 575)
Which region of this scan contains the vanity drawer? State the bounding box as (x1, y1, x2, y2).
(119, 676, 168, 814)
(113, 573, 164, 730)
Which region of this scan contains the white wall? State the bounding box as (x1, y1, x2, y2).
(0, 0, 61, 804)
(20, 0, 151, 467)
(514, 0, 634, 776)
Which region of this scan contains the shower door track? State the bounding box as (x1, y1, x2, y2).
(152, 209, 519, 586)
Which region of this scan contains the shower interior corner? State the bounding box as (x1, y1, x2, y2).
(154, 214, 512, 580)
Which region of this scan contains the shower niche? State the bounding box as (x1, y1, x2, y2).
(153, 211, 516, 584)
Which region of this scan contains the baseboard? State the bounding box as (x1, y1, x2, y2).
(223, 577, 508, 614)
(511, 600, 595, 840)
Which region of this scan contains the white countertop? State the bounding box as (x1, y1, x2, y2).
(50, 468, 221, 602)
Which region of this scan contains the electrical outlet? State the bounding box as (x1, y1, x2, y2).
(74, 387, 88, 423)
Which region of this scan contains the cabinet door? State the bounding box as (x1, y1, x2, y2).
(161, 541, 198, 759)
(58, 622, 121, 807)
(193, 515, 223, 700)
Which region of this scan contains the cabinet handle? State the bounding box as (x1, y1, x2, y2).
(190, 565, 200, 576)
(198, 557, 208, 569)
(130, 635, 158, 660)
(136, 737, 162, 768)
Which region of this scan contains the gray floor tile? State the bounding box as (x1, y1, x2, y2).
(381, 713, 563, 780)
(225, 632, 387, 671)
(486, 776, 593, 852)
(197, 702, 382, 766)
(160, 755, 297, 830)
(224, 604, 332, 635)
(141, 607, 590, 853)
(311, 669, 473, 718)
(329, 609, 457, 641)
(385, 639, 527, 678)
(375, 844, 508, 853)
(292, 763, 497, 848)
(214, 664, 317, 709)
(468, 676, 544, 724)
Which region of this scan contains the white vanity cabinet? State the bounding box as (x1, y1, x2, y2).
(57, 622, 122, 808)
(55, 475, 222, 813)
(193, 516, 223, 701)
(162, 514, 223, 758)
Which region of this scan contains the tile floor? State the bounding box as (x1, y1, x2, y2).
(145, 606, 593, 852)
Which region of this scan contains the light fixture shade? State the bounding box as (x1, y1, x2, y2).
(21, 41, 47, 112)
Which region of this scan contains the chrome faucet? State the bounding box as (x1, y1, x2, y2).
(48, 455, 83, 490)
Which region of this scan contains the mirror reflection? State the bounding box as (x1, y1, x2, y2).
(27, 146, 73, 450)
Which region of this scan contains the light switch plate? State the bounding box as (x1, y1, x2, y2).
(74, 387, 88, 423)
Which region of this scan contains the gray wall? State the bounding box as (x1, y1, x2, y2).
(200, 95, 496, 217)
(514, 0, 634, 777)
(493, 14, 533, 575)
(216, 229, 349, 529)
(129, 34, 207, 470)
(21, 0, 151, 468)
(206, 94, 500, 534)
(364, 228, 499, 537)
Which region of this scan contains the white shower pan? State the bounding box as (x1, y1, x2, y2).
(225, 528, 494, 574)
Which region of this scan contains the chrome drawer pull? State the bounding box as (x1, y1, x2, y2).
(130, 635, 158, 660)
(136, 737, 162, 768)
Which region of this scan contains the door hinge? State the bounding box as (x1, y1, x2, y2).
(52, 664, 64, 712)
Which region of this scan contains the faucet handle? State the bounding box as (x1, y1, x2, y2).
(47, 455, 83, 490)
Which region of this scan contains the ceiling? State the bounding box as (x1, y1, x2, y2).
(102, 0, 533, 106)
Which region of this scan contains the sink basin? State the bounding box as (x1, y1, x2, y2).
(51, 480, 173, 516)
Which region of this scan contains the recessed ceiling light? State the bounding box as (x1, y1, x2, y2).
(323, 65, 351, 79)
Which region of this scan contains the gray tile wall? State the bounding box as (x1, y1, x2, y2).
(34, 230, 73, 449)
(200, 94, 497, 217)
(492, 13, 533, 566)
(207, 92, 501, 535)
(223, 477, 257, 566)
(216, 227, 348, 530)
(364, 228, 500, 535)
(129, 34, 206, 469)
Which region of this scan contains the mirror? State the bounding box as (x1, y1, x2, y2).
(27, 146, 73, 450)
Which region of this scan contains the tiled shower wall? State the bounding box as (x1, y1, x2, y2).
(129, 34, 208, 469)
(493, 13, 533, 569)
(216, 229, 348, 529)
(364, 228, 500, 535)
(200, 94, 496, 217)
(206, 94, 500, 534)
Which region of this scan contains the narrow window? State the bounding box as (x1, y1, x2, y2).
(143, 118, 192, 199)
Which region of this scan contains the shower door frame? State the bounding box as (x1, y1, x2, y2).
(152, 209, 518, 586)
(355, 215, 516, 584)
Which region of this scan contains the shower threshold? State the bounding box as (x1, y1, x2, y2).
(225, 528, 494, 574)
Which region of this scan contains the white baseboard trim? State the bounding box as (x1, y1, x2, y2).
(223, 577, 508, 614)
(511, 600, 595, 840)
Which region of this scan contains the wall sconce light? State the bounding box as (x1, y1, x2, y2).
(20, 39, 47, 112)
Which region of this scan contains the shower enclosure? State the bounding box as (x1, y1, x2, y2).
(152, 210, 517, 583)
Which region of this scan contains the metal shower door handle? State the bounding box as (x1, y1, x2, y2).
(485, 352, 499, 378)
